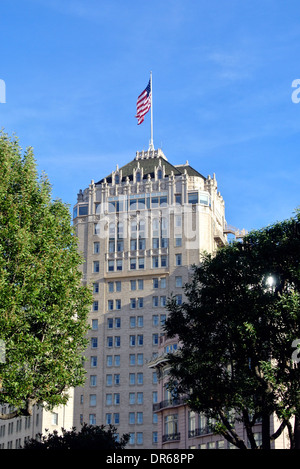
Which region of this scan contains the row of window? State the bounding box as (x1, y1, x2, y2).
(101, 276, 182, 294)
(81, 417, 156, 446)
(90, 333, 161, 349)
(92, 254, 183, 273)
(104, 236, 182, 253)
(99, 372, 158, 387)
(92, 294, 181, 314)
(90, 314, 173, 333)
(74, 191, 210, 218)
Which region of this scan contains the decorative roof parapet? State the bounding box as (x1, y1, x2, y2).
(135, 148, 168, 161)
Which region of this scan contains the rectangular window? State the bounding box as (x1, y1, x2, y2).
(130, 239, 137, 251)
(175, 194, 181, 205)
(138, 257, 145, 269)
(137, 316, 143, 327)
(107, 318, 113, 329)
(93, 242, 100, 254)
(137, 412, 143, 424)
(175, 235, 182, 247)
(175, 254, 182, 266)
(116, 281, 121, 292)
(106, 355, 113, 367)
(90, 375, 97, 387)
(152, 315, 159, 326)
(92, 319, 98, 330)
(152, 238, 159, 249)
(115, 336, 121, 347)
(138, 279, 144, 290)
(90, 395, 97, 407)
(93, 282, 99, 294)
(108, 300, 114, 311)
(106, 375, 113, 386)
(129, 374, 135, 385)
(91, 356, 97, 367)
(130, 258, 137, 270)
(152, 256, 159, 268)
(130, 298, 136, 309)
(153, 278, 159, 289)
(137, 373, 143, 385)
(161, 255, 168, 267)
(130, 280, 136, 291)
(129, 354, 135, 366)
(153, 333, 159, 345)
(108, 282, 114, 293)
(188, 192, 198, 204)
(176, 276, 182, 287)
(116, 299, 121, 310)
(130, 317, 136, 328)
(130, 335, 136, 347)
(153, 297, 158, 307)
(139, 238, 146, 250)
(176, 294, 182, 305)
(114, 355, 120, 367)
(160, 296, 166, 307)
(107, 337, 113, 348)
(115, 317, 121, 328)
(93, 261, 100, 273)
(92, 301, 99, 312)
(116, 260, 123, 271)
(137, 335, 143, 346)
(117, 240, 123, 252)
(91, 337, 98, 349)
(137, 353, 143, 365)
(108, 260, 114, 272)
(137, 298, 143, 309)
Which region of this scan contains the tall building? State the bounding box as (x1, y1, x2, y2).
(72, 148, 227, 449)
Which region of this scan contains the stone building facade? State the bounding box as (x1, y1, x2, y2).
(72, 148, 227, 449)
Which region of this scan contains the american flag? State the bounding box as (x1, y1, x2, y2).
(135, 80, 151, 125)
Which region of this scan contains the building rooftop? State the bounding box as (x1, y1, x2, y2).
(96, 149, 206, 184)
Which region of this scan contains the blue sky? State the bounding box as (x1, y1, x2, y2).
(1, 0, 299, 232)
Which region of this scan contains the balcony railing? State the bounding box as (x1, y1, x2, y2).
(153, 396, 187, 412)
(188, 426, 213, 438)
(162, 432, 181, 443)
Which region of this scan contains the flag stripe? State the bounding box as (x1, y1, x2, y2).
(135, 80, 151, 125)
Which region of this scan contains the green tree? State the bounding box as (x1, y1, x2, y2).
(23, 424, 129, 450)
(164, 210, 300, 449)
(0, 131, 92, 419)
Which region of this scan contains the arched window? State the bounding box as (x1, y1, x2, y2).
(157, 169, 162, 180)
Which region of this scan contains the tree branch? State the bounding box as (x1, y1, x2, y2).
(218, 409, 248, 450)
(0, 398, 36, 420)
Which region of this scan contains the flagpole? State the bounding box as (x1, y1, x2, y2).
(149, 71, 154, 151)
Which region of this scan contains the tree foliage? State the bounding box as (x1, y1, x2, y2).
(165, 210, 300, 449)
(23, 423, 129, 450)
(0, 132, 92, 419)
